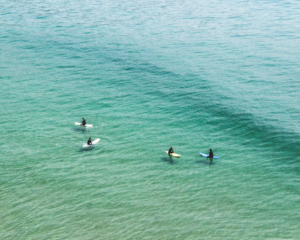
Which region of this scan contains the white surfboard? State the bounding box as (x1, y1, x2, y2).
(75, 122, 93, 128)
(165, 151, 180, 157)
(199, 152, 220, 159)
(82, 138, 100, 147)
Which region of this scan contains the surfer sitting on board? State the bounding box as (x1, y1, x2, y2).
(87, 137, 92, 145)
(208, 149, 214, 158)
(168, 147, 174, 156)
(81, 117, 86, 126)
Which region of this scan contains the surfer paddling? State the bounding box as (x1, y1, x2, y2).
(87, 137, 92, 145)
(81, 117, 86, 126)
(168, 147, 174, 156)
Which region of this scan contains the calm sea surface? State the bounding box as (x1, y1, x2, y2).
(1, 0, 300, 239)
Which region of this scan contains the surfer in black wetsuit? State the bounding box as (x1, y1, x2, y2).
(168, 147, 174, 156)
(207, 148, 214, 163)
(87, 137, 92, 145)
(208, 149, 213, 158)
(81, 117, 86, 126)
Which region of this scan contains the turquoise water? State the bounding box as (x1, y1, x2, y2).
(1, 0, 300, 239)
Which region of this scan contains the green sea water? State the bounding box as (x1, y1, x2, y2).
(1, 0, 300, 239)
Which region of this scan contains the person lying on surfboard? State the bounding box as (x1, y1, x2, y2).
(207, 149, 214, 158)
(168, 147, 174, 156)
(81, 117, 86, 126)
(87, 137, 92, 145)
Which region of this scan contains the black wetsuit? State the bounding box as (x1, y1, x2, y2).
(168, 148, 174, 155)
(208, 150, 214, 158)
(82, 119, 86, 126)
(87, 139, 92, 145)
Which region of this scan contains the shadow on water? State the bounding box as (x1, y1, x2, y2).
(161, 156, 175, 165)
(72, 127, 87, 133)
(196, 158, 215, 165)
(79, 146, 95, 152)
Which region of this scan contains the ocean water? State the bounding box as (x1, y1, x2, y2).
(1, 0, 300, 239)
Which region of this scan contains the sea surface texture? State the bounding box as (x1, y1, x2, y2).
(1, 0, 300, 239)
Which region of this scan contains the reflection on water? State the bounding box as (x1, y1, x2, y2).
(161, 156, 175, 165)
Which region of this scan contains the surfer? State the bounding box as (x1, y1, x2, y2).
(87, 137, 92, 145)
(208, 149, 214, 158)
(168, 147, 174, 156)
(207, 149, 214, 163)
(81, 117, 86, 126)
(208, 149, 213, 158)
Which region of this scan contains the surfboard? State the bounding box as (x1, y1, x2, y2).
(75, 122, 93, 128)
(199, 152, 220, 159)
(82, 138, 100, 147)
(165, 151, 180, 157)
